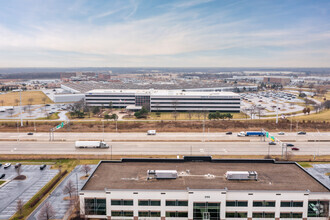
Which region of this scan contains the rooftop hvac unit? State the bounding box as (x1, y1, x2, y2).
(147, 170, 178, 179)
(225, 171, 258, 181)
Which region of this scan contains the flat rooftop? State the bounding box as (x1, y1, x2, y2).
(82, 158, 329, 192)
(86, 89, 239, 97)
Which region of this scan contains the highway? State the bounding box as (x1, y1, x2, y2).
(0, 141, 328, 156)
(1, 132, 330, 142)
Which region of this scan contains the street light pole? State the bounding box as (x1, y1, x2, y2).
(19, 89, 23, 127)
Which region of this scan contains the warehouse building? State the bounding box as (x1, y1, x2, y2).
(85, 89, 241, 112)
(79, 157, 329, 220)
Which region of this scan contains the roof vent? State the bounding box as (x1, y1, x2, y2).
(225, 171, 258, 181)
(147, 170, 178, 179)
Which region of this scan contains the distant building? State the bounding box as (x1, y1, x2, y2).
(85, 89, 240, 112)
(263, 77, 291, 85)
(79, 157, 329, 220)
(98, 73, 111, 81)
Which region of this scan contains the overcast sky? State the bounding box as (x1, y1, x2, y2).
(0, 0, 330, 67)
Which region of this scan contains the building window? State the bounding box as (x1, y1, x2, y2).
(138, 211, 161, 217)
(85, 198, 106, 215)
(166, 200, 188, 206)
(193, 202, 220, 220)
(252, 212, 275, 218)
(308, 200, 329, 217)
(280, 212, 303, 218)
(138, 200, 161, 206)
(253, 201, 276, 207)
(111, 211, 133, 217)
(280, 201, 303, 207)
(226, 201, 248, 207)
(111, 199, 133, 206)
(166, 212, 188, 218)
(226, 212, 248, 218)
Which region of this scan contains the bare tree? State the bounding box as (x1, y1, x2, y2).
(16, 199, 23, 216)
(196, 111, 202, 121)
(42, 97, 47, 104)
(63, 180, 76, 198)
(15, 99, 19, 106)
(0, 100, 3, 106)
(38, 202, 56, 220)
(81, 164, 91, 177)
(187, 112, 193, 120)
(202, 111, 208, 121)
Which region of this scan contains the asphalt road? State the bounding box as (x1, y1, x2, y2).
(1, 132, 330, 142)
(0, 141, 328, 155)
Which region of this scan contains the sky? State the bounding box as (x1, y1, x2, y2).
(0, 0, 330, 67)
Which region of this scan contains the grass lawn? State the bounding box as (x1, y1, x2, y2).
(313, 92, 330, 102)
(292, 109, 330, 122)
(0, 180, 5, 186)
(0, 91, 53, 106)
(148, 112, 248, 120)
(37, 112, 60, 120)
(298, 161, 330, 168)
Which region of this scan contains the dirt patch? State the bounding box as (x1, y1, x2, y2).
(14, 175, 26, 180)
(80, 175, 89, 180)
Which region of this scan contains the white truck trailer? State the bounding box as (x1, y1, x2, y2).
(75, 141, 109, 149)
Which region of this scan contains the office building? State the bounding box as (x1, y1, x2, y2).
(79, 157, 329, 220)
(85, 89, 241, 112)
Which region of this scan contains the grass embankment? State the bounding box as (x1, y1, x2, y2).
(37, 112, 60, 120)
(0, 91, 53, 106)
(0, 180, 5, 186)
(292, 109, 330, 122)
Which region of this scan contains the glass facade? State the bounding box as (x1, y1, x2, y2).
(252, 212, 275, 218)
(280, 212, 303, 218)
(138, 200, 161, 206)
(280, 201, 303, 207)
(111, 199, 133, 206)
(138, 211, 161, 217)
(226, 201, 248, 207)
(193, 202, 220, 220)
(85, 198, 106, 215)
(135, 95, 150, 110)
(308, 200, 329, 217)
(226, 212, 248, 218)
(166, 211, 188, 218)
(253, 201, 276, 207)
(111, 210, 133, 217)
(166, 200, 188, 206)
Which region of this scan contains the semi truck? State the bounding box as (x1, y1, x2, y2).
(75, 141, 110, 149)
(237, 131, 265, 137)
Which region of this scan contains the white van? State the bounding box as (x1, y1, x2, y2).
(147, 130, 156, 135)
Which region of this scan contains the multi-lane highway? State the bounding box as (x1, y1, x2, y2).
(0, 132, 328, 156)
(0, 141, 328, 155)
(1, 132, 330, 142)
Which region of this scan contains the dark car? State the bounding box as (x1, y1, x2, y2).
(27, 132, 33, 135)
(0, 174, 5, 179)
(268, 142, 276, 145)
(45, 104, 50, 106)
(297, 131, 306, 135)
(292, 147, 299, 151)
(15, 163, 21, 169)
(40, 164, 46, 170)
(226, 132, 232, 135)
(286, 143, 294, 147)
(0, 163, 2, 167)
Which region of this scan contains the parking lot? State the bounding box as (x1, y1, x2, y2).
(0, 165, 59, 220)
(0, 104, 68, 120)
(28, 165, 97, 220)
(241, 91, 308, 118)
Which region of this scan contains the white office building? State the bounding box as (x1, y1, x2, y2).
(79, 157, 329, 220)
(85, 89, 241, 112)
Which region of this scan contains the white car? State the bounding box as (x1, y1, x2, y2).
(147, 130, 156, 135)
(4, 163, 11, 168)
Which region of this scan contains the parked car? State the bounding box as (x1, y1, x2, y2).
(0, 174, 5, 179)
(27, 132, 33, 135)
(0, 163, 2, 167)
(226, 132, 232, 135)
(268, 142, 276, 145)
(4, 163, 11, 169)
(15, 163, 21, 169)
(286, 143, 294, 147)
(40, 164, 46, 170)
(292, 147, 300, 151)
(278, 132, 285, 135)
(297, 131, 306, 135)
